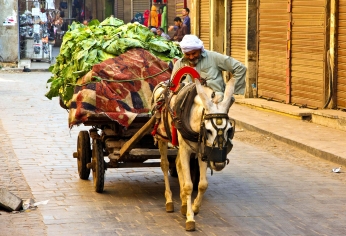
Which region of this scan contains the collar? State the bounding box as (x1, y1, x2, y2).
(201, 50, 207, 57)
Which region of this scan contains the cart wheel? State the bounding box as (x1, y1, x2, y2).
(92, 139, 105, 193)
(77, 131, 91, 180)
(190, 155, 200, 191)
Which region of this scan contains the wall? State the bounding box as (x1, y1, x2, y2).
(0, 0, 19, 62)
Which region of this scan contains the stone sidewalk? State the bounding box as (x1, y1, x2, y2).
(230, 99, 346, 166)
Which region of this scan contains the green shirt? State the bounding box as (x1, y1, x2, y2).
(171, 50, 247, 96)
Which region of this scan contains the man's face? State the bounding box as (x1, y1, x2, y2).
(183, 49, 202, 66)
(157, 29, 162, 35)
(182, 9, 188, 16)
(174, 21, 180, 27)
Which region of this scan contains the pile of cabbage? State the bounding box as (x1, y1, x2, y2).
(45, 17, 182, 105)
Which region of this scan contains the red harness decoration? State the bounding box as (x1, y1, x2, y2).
(169, 66, 201, 145)
(169, 66, 201, 92)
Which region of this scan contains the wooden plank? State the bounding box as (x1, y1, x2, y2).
(119, 115, 155, 158)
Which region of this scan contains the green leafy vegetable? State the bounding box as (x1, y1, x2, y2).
(45, 17, 183, 107)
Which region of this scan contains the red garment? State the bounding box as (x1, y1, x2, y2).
(143, 10, 149, 26)
(158, 13, 162, 28)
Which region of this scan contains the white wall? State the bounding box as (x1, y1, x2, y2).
(0, 0, 19, 62)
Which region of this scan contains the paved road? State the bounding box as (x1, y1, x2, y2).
(0, 72, 345, 235)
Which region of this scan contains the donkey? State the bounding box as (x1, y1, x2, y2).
(151, 66, 235, 231)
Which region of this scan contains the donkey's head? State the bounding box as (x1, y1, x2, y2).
(195, 78, 235, 171)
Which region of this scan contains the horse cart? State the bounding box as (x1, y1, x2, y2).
(68, 49, 200, 193)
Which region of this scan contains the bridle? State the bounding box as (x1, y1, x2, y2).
(197, 112, 234, 167)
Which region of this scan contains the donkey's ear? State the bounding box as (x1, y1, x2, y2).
(219, 78, 235, 110)
(195, 79, 213, 111)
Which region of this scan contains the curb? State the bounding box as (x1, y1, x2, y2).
(234, 118, 346, 167)
(1, 68, 50, 72)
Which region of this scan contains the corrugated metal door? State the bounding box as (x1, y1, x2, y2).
(291, 0, 326, 108)
(176, 0, 185, 17)
(257, 1, 287, 101)
(230, 0, 246, 64)
(337, 1, 346, 109)
(116, 0, 124, 21)
(199, 0, 210, 50)
(133, 0, 150, 17)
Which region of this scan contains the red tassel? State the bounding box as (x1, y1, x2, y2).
(171, 124, 178, 146)
(151, 122, 159, 136)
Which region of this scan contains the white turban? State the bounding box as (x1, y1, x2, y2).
(179, 35, 205, 53)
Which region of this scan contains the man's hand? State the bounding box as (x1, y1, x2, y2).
(168, 25, 174, 31)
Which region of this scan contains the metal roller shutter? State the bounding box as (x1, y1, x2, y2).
(199, 0, 210, 50)
(230, 0, 246, 64)
(116, 0, 124, 21)
(291, 0, 326, 108)
(133, 0, 150, 17)
(176, 0, 184, 17)
(257, 1, 287, 101)
(338, 1, 346, 109)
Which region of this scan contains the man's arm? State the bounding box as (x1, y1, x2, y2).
(215, 53, 247, 95)
(172, 30, 178, 41)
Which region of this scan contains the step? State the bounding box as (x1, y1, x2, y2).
(235, 97, 346, 132)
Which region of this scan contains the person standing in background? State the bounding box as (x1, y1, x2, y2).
(168, 8, 190, 34)
(172, 17, 187, 42)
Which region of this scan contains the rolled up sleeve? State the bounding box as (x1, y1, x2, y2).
(217, 55, 247, 95)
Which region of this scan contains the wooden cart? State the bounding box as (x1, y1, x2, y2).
(73, 113, 200, 193)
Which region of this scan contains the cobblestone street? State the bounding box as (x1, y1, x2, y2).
(0, 72, 346, 236)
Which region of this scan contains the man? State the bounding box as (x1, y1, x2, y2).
(172, 17, 187, 42)
(150, 27, 157, 35)
(169, 8, 191, 34)
(157, 27, 170, 40)
(171, 35, 247, 103)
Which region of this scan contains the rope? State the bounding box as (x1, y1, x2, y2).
(68, 67, 170, 87)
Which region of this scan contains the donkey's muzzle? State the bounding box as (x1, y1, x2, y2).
(205, 146, 228, 163)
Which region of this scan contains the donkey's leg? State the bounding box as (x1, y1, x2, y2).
(192, 159, 208, 214)
(158, 140, 174, 212)
(175, 152, 187, 215)
(178, 142, 195, 231)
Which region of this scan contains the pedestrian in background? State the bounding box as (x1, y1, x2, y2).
(172, 17, 187, 42)
(157, 27, 170, 40)
(169, 8, 190, 34)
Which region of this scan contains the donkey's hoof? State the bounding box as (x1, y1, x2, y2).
(192, 206, 199, 215)
(186, 221, 195, 231)
(166, 202, 174, 212)
(181, 205, 187, 216)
